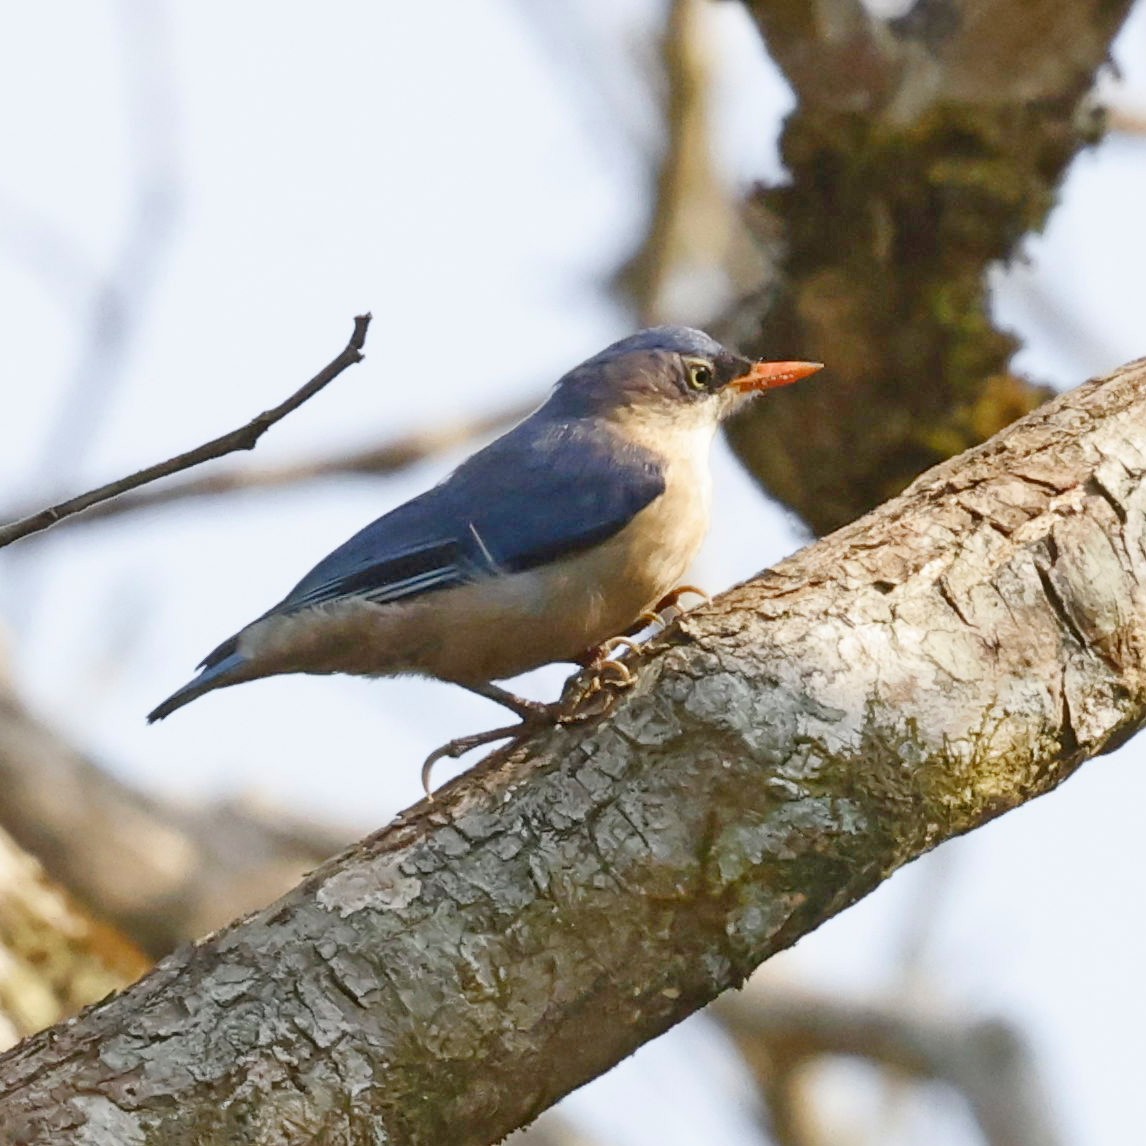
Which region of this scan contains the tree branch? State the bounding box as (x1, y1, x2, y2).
(0, 313, 372, 549)
(0, 685, 347, 958)
(0, 399, 528, 537)
(3, 353, 1145, 1142)
(715, 986, 1065, 1146)
(722, 0, 1133, 535)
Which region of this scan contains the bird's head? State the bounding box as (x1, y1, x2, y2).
(547, 325, 822, 429)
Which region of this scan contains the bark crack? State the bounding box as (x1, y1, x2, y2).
(1034, 547, 1090, 653)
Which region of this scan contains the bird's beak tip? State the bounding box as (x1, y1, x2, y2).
(730, 360, 824, 393)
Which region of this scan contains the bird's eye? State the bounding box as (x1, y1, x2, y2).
(686, 361, 713, 391)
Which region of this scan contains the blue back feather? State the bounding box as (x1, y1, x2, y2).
(275, 415, 665, 614)
(270, 332, 725, 614)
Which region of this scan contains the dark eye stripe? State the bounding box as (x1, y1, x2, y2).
(714, 352, 753, 389)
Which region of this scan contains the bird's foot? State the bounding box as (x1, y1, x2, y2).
(551, 586, 712, 722)
(422, 611, 699, 795)
(606, 585, 710, 648)
(421, 720, 542, 797)
(556, 639, 639, 720)
(422, 683, 567, 796)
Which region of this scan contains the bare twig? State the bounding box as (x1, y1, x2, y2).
(0, 398, 529, 536)
(0, 313, 372, 549)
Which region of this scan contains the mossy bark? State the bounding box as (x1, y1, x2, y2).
(724, 0, 1132, 534)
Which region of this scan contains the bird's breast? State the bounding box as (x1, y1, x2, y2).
(421, 465, 710, 683)
(431, 419, 716, 681)
(236, 419, 716, 686)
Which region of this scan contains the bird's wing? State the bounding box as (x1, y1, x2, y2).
(274, 418, 665, 615)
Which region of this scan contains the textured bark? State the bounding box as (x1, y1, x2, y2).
(723, 0, 1133, 533)
(2, 354, 1146, 1143)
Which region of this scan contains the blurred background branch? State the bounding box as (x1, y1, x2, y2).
(716, 985, 1065, 1146)
(722, 0, 1129, 534)
(0, 678, 346, 957)
(0, 824, 150, 1052)
(615, 0, 766, 326)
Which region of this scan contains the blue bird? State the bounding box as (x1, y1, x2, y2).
(148, 326, 821, 748)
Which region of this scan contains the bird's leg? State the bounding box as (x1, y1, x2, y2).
(555, 588, 711, 719)
(461, 681, 554, 721)
(575, 587, 709, 675)
(424, 598, 709, 796)
(421, 722, 532, 796)
(554, 634, 641, 719)
(421, 682, 562, 797)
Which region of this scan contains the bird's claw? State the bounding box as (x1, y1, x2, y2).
(554, 648, 637, 722)
(599, 635, 641, 663)
(555, 585, 711, 719)
(421, 662, 634, 795)
(421, 712, 554, 797)
(652, 584, 710, 622)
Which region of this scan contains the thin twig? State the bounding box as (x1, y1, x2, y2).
(1104, 102, 1146, 136)
(0, 400, 530, 536)
(0, 313, 372, 549)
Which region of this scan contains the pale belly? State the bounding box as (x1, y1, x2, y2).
(238, 467, 712, 686)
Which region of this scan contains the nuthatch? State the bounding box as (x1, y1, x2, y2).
(149, 326, 821, 745)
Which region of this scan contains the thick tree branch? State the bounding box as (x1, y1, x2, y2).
(3, 355, 1146, 1142)
(722, 0, 1132, 534)
(0, 313, 371, 549)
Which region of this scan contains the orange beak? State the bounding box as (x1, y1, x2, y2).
(729, 359, 824, 393)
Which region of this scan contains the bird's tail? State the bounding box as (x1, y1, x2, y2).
(147, 648, 248, 723)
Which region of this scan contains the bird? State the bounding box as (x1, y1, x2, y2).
(148, 326, 822, 762)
